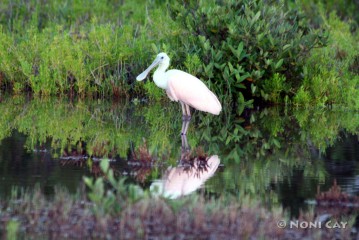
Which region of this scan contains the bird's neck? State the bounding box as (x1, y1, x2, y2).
(153, 62, 169, 89)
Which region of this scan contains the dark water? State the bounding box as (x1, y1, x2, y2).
(0, 96, 358, 217)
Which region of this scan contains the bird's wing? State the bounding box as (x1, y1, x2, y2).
(166, 70, 221, 115)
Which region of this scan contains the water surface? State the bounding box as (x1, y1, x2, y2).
(0, 96, 358, 217)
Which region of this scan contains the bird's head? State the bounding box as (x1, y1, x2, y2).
(156, 52, 170, 64)
(136, 52, 170, 81)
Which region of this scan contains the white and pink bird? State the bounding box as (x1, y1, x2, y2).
(136, 52, 222, 134)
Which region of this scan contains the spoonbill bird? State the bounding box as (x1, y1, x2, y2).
(136, 52, 222, 134)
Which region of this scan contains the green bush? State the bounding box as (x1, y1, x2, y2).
(0, 0, 356, 108)
(170, 0, 328, 107)
(294, 9, 359, 108)
(261, 73, 288, 103)
(292, 0, 359, 29)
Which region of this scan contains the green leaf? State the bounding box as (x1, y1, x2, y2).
(214, 63, 223, 69)
(245, 99, 254, 107)
(251, 84, 257, 94)
(151, 43, 158, 53)
(237, 42, 244, 54)
(237, 103, 245, 115)
(229, 44, 237, 56)
(236, 73, 250, 82)
(100, 159, 110, 173)
(283, 44, 291, 51)
(225, 135, 232, 145)
(228, 62, 234, 73)
(107, 169, 117, 187)
(83, 176, 93, 188)
(251, 11, 261, 26)
(273, 138, 281, 148)
(275, 59, 284, 69)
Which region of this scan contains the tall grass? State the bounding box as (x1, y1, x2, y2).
(0, 0, 183, 97)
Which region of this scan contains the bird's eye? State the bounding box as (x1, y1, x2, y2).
(161, 56, 164, 59)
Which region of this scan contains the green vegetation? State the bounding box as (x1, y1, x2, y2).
(292, 1, 359, 107)
(0, 159, 356, 239)
(0, 96, 358, 199)
(0, 0, 358, 237)
(0, 0, 356, 108)
(293, 0, 359, 29)
(196, 105, 359, 206)
(0, 95, 182, 159)
(0, 96, 358, 238)
(170, 0, 327, 106)
(1, 96, 357, 164)
(0, 183, 294, 239)
(5, 219, 19, 240)
(0, 0, 181, 97)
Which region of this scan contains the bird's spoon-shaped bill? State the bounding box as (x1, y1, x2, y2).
(136, 58, 160, 81)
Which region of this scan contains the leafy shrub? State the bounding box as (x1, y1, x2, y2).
(0, 0, 357, 108)
(84, 159, 145, 215)
(170, 0, 328, 107)
(293, 86, 311, 106)
(292, 0, 359, 30)
(261, 73, 288, 103)
(294, 9, 359, 108)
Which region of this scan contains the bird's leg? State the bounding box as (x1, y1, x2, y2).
(185, 104, 191, 120)
(181, 133, 190, 151)
(181, 118, 190, 135)
(180, 102, 191, 121)
(180, 102, 191, 135)
(180, 133, 191, 166)
(180, 102, 188, 121)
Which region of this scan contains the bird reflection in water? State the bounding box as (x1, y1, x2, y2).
(151, 124, 221, 199)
